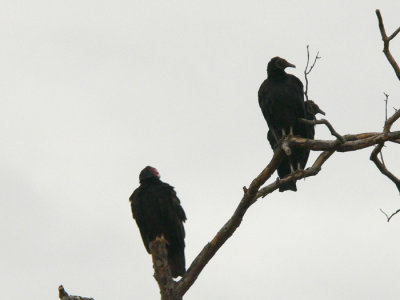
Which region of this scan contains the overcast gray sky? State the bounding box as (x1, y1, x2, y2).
(1, 1, 400, 299)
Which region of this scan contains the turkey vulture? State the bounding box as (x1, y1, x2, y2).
(129, 166, 186, 277)
(259, 57, 316, 192)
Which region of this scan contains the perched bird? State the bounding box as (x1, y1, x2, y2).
(304, 99, 326, 141)
(129, 166, 186, 277)
(305, 100, 325, 119)
(259, 56, 314, 192)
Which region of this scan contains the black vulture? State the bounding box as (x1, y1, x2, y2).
(129, 166, 186, 277)
(304, 99, 326, 140)
(259, 57, 317, 192)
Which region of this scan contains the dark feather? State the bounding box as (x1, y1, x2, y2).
(130, 166, 186, 277)
(259, 57, 315, 192)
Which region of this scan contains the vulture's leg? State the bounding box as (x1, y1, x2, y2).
(289, 126, 294, 135)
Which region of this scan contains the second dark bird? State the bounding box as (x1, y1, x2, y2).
(129, 166, 187, 277)
(258, 57, 321, 192)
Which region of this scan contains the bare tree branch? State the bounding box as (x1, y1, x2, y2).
(257, 150, 334, 199)
(288, 131, 400, 152)
(304, 45, 321, 101)
(384, 93, 389, 121)
(370, 143, 400, 193)
(370, 10, 400, 222)
(380, 208, 400, 222)
(370, 95, 400, 194)
(376, 9, 400, 80)
(176, 146, 285, 297)
(384, 109, 400, 133)
(379, 93, 389, 164)
(150, 237, 179, 300)
(341, 133, 399, 144)
(299, 118, 345, 143)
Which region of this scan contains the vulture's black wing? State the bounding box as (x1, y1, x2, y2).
(258, 79, 279, 141)
(130, 188, 151, 253)
(130, 180, 186, 277)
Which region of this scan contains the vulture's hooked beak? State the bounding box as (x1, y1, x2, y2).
(285, 61, 296, 68)
(317, 107, 326, 116)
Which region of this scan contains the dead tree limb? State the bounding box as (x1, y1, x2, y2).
(380, 208, 400, 222)
(150, 237, 180, 300)
(304, 45, 321, 101)
(288, 131, 400, 152)
(257, 150, 334, 199)
(370, 104, 400, 193)
(371, 143, 400, 193)
(376, 9, 400, 80)
(299, 118, 345, 143)
(370, 9, 400, 220)
(175, 147, 285, 297)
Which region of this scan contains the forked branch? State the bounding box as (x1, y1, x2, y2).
(150, 237, 178, 300)
(370, 143, 400, 193)
(380, 208, 400, 222)
(304, 45, 321, 101)
(370, 96, 400, 194)
(376, 9, 400, 80)
(371, 10, 400, 222)
(299, 118, 345, 143)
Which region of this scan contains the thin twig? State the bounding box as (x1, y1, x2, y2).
(304, 45, 321, 101)
(379, 93, 390, 165)
(380, 208, 400, 222)
(383, 109, 400, 133)
(299, 118, 345, 143)
(384, 93, 389, 122)
(379, 150, 385, 167)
